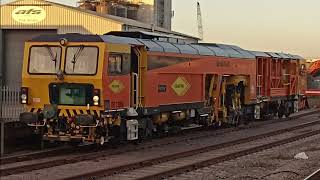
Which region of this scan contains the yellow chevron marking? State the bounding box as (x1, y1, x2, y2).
(57, 109, 101, 117)
(25, 108, 102, 117)
(90, 110, 94, 115)
(69, 109, 75, 117)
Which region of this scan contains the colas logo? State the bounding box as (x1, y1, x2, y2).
(171, 76, 191, 96)
(109, 80, 124, 94)
(12, 6, 46, 24)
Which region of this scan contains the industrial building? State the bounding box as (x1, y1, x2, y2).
(78, 0, 172, 30)
(0, 0, 197, 87)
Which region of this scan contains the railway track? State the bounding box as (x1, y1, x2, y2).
(304, 169, 320, 180)
(1, 109, 318, 166)
(59, 119, 320, 180)
(0, 144, 94, 165)
(0, 110, 319, 178)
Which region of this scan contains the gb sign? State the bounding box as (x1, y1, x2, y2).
(12, 6, 46, 24)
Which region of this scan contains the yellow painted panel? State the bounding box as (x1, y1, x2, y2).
(22, 41, 106, 111)
(1, 0, 122, 34)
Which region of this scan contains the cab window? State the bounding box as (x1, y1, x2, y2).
(28, 46, 61, 74)
(108, 54, 130, 75)
(65, 46, 99, 75)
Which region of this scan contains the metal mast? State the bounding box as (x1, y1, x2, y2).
(197, 1, 203, 40)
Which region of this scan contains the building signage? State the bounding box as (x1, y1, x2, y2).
(12, 6, 46, 24)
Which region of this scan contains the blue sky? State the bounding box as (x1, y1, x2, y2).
(1, 0, 319, 58)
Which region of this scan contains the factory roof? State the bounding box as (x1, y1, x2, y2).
(2, 0, 199, 41)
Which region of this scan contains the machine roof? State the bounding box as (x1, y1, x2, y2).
(30, 34, 104, 42)
(250, 50, 304, 60)
(277, 53, 291, 59)
(100, 35, 143, 46)
(291, 55, 304, 60)
(250, 51, 271, 57)
(29, 34, 304, 60)
(99, 35, 256, 59)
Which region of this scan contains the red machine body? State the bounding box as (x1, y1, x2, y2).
(253, 52, 301, 99)
(99, 33, 305, 122)
(145, 53, 256, 108)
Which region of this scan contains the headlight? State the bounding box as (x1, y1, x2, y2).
(93, 95, 99, 106)
(59, 38, 68, 46)
(21, 94, 27, 101)
(93, 89, 101, 106)
(20, 87, 28, 104)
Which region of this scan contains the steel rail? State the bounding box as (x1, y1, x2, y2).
(304, 168, 320, 180)
(137, 130, 320, 180)
(1, 110, 319, 178)
(2, 109, 318, 166)
(61, 119, 320, 180)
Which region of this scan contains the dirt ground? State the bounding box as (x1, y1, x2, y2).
(308, 96, 320, 108)
(171, 135, 320, 180)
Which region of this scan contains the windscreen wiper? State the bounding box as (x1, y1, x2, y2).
(45, 46, 58, 68)
(71, 46, 84, 72)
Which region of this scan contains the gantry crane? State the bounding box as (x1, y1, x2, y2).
(197, 1, 203, 40)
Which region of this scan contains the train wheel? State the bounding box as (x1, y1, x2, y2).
(235, 114, 241, 127)
(39, 127, 45, 150)
(284, 102, 291, 118)
(214, 120, 223, 128)
(278, 105, 285, 119)
(203, 116, 211, 127)
(285, 110, 290, 118)
(228, 111, 240, 127)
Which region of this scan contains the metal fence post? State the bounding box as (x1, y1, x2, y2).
(0, 83, 3, 156)
(0, 84, 3, 156)
(0, 120, 4, 157)
(0, 85, 25, 156)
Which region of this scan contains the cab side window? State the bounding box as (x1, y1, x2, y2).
(108, 54, 130, 75)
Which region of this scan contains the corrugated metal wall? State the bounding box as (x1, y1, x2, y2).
(0, 0, 123, 34)
(0, 0, 124, 87)
(4, 29, 57, 86)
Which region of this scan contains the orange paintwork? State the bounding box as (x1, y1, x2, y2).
(257, 57, 300, 98)
(308, 60, 320, 77)
(103, 75, 131, 109)
(144, 55, 256, 108)
(100, 50, 256, 110)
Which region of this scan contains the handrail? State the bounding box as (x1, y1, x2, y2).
(28, 119, 47, 127)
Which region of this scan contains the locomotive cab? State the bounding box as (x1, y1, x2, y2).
(19, 34, 145, 145)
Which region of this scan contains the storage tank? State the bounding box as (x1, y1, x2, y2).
(116, 5, 127, 18)
(96, 3, 109, 14)
(127, 7, 138, 20)
(79, 0, 96, 11)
